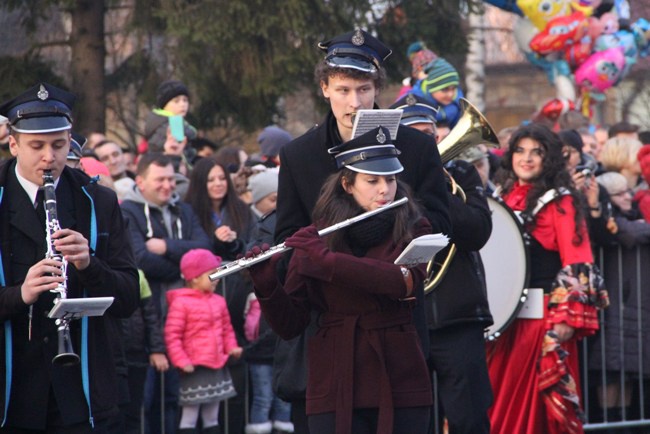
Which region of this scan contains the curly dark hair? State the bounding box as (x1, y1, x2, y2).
(311, 168, 421, 252)
(497, 123, 586, 245)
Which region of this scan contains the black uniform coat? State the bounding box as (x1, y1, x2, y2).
(424, 160, 494, 433)
(0, 160, 139, 429)
(425, 160, 493, 329)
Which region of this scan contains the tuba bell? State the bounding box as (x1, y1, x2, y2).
(423, 98, 498, 294)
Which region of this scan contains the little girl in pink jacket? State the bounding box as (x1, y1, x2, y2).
(165, 249, 243, 434)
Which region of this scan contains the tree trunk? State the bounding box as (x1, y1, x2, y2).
(465, 9, 486, 112)
(70, 0, 105, 134)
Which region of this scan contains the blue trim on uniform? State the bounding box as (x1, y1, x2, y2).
(2, 322, 11, 428)
(80, 185, 97, 428)
(0, 187, 10, 428)
(81, 187, 97, 254)
(81, 315, 92, 428)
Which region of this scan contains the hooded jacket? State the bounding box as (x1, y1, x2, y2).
(120, 185, 211, 315)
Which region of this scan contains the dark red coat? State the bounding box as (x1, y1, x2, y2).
(258, 218, 433, 434)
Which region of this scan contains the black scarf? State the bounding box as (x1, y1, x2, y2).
(344, 211, 395, 257)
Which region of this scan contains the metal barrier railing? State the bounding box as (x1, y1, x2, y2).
(582, 244, 650, 431)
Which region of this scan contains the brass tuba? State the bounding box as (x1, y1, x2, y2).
(423, 98, 498, 294)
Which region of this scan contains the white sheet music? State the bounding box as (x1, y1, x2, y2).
(394, 233, 449, 267)
(351, 109, 403, 140)
(48, 297, 114, 320)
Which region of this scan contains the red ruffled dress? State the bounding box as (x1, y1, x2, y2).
(487, 183, 607, 434)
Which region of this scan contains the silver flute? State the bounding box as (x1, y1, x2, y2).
(43, 170, 80, 366)
(209, 197, 408, 281)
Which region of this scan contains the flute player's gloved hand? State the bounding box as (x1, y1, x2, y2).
(285, 225, 336, 281)
(247, 243, 281, 297)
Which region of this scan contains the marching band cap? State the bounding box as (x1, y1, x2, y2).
(67, 132, 87, 161)
(334, 126, 403, 175)
(389, 93, 438, 126)
(318, 29, 392, 73)
(0, 83, 75, 134)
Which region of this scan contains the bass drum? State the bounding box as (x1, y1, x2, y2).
(480, 196, 530, 341)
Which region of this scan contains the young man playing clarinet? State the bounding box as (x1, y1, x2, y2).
(0, 83, 139, 433)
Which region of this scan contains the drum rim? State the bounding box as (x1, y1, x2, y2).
(483, 195, 531, 341)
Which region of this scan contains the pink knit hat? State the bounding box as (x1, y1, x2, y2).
(180, 249, 222, 281)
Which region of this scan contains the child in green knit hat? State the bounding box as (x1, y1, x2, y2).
(413, 57, 464, 128)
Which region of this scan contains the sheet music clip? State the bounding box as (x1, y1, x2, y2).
(48, 297, 114, 320)
(350, 109, 403, 141)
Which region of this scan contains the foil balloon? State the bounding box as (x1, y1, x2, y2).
(517, 0, 592, 30)
(574, 47, 625, 92)
(540, 97, 576, 120)
(597, 12, 619, 35)
(594, 30, 639, 77)
(517, 0, 573, 30)
(513, 17, 539, 54)
(565, 37, 593, 69)
(529, 11, 589, 55)
(631, 18, 650, 57)
(613, 0, 630, 20)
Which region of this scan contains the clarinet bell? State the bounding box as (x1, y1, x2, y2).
(52, 325, 80, 366)
(53, 352, 80, 367)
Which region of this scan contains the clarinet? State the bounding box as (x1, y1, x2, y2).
(43, 170, 80, 366)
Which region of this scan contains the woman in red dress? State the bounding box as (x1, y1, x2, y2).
(488, 124, 608, 434)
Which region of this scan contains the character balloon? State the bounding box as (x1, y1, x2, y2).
(574, 46, 625, 93)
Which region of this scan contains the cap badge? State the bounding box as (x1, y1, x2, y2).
(351, 29, 365, 46)
(376, 129, 386, 144)
(406, 93, 417, 106)
(37, 85, 49, 101)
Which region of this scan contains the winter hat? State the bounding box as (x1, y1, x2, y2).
(422, 58, 460, 94)
(257, 126, 292, 158)
(248, 168, 279, 204)
(156, 80, 189, 109)
(180, 249, 222, 281)
(638, 145, 650, 184)
(407, 41, 426, 59)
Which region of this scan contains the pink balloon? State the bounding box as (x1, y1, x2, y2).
(574, 47, 626, 92)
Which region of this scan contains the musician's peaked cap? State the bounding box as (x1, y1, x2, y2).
(68, 132, 86, 160)
(389, 93, 438, 126)
(335, 126, 403, 175)
(0, 83, 75, 134)
(318, 29, 392, 73)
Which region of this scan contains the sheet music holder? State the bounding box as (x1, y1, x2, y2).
(394, 234, 449, 267)
(48, 297, 114, 320)
(351, 109, 403, 141)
